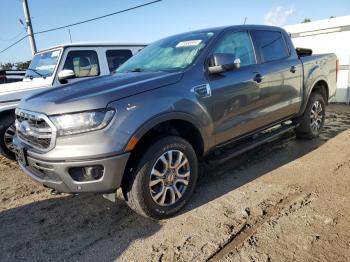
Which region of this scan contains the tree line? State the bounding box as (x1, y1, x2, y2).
(0, 61, 31, 70)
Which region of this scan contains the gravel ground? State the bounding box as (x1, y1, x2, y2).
(0, 104, 350, 262)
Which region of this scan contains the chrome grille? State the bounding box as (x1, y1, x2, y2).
(15, 109, 57, 151)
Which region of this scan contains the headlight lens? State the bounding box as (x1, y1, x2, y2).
(50, 109, 115, 136)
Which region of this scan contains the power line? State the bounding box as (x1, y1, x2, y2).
(35, 0, 162, 35)
(0, 0, 162, 55)
(0, 28, 25, 42)
(0, 35, 28, 54)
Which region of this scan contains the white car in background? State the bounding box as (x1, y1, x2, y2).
(0, 42, 146, 160)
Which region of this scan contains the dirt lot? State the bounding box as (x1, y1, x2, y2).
(1, 104, 350, 262)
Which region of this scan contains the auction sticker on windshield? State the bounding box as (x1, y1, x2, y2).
(176, 40, 202, 48)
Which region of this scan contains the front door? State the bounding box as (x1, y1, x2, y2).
(205, 30, 262, 145)
(54, 48, 101, 86)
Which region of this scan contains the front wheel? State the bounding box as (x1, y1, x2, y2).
(122, 136, 198, 219)
(295, 92, 326, 139)
(0, 114, 16, 160)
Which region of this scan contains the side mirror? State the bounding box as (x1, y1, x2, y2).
(296, 48, 312, 57)
(207, 53, 241, 74)
(58, 69, 75, 84)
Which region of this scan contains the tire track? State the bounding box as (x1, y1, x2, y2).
(207, 192, 314, 262)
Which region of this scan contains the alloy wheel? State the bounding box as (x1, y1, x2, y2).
(4, 124, 16, 152)
(149, 150, 190, 206)
(310, 100, 324, 133)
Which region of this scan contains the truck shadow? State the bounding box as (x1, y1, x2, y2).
(182, 104, 350, 214)
(0, 194, 161, 261)
(0, 105, 349, 261)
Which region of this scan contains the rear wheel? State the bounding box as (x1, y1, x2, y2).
(295, 92, 326, 139)
(0, 114, 16, 160)
(122, 136, 198, 219)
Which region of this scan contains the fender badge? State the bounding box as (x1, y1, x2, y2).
(127, 104, 137, 111)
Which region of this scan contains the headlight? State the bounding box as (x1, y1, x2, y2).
(50, 109, 115, 136)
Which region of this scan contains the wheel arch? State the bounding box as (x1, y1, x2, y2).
(121, 112, 208, 188)
(300, 77, 329, 115)
(0, 108, 16, 119)
(124, 112, 209, 157)
(310, 79, 329, 103)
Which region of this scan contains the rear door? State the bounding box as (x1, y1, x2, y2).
(105, 49, 133, 73)
(250, 30, 303, 124)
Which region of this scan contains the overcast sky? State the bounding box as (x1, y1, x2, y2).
(1, 0, 350, 63)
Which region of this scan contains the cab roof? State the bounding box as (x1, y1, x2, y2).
(37, 42, 147, 54)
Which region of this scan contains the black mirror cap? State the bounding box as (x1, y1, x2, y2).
(296, 48, 313, 57)
(207, 53, 240, 74)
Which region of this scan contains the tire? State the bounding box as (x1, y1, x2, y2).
(295, 92, 326, 139)
(0, 114, 16, 160)
(122, 136, 198, 219)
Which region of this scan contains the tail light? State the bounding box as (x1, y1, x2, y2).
(336, 59, 339, 82)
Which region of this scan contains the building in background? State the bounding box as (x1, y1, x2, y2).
(285, 15, 350, 104)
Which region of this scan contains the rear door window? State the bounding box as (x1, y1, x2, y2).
(63, 50, 100, 78)
(252, 30, 289, 63)
(106, 49, 133, 72)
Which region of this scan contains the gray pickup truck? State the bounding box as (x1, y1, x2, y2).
(13, 25, 337, 219)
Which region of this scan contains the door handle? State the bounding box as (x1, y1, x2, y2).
(253, 73, 264, 83)
(290, 65, 297, 73)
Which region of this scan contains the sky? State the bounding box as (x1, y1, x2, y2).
(1, 0, 350, 63)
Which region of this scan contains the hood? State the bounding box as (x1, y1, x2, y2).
(20, 71, 183, 115)
(0, 78, 52, 102)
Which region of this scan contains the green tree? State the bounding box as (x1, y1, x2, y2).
(0, 63, 14, 70)
(0, 61, 31, 70)
(16, 60, 31, 70)
(302, 18, 311, 23)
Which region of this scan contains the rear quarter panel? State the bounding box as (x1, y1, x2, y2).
(300, 53, 337, 105)
(297, 53, 337, 116)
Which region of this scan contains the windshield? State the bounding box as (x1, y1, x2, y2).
(117, 31, 216, 73)
(25, 49, 61, 79)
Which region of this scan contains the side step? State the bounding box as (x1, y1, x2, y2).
(206, 123, 296, 165)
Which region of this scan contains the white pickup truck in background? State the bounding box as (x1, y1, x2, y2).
(0, 70, 26, 84)
(0, 42, 146, 159)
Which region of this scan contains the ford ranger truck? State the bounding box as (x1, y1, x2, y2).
(0, 43, 146, 160)
(13, 25, 337, 219)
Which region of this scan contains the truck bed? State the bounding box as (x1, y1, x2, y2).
(300, 53, 337, 102)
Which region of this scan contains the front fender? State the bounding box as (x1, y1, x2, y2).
(0, 101, 19, 113)
(107, 86, 213, 154)
(130, 111, 209, 151)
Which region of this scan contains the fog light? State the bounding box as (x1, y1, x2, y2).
(69, 166, 104, 182)
(85, 166, 104, 180)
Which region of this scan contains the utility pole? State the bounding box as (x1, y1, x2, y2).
(22, 0, 37, 56)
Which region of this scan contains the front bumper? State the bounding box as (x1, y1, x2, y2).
(13, 137, 130, 194)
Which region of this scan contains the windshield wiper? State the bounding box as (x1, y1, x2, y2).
(26, 68, 46, 79)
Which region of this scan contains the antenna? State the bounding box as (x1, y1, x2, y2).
(68, 28, 72, 43)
